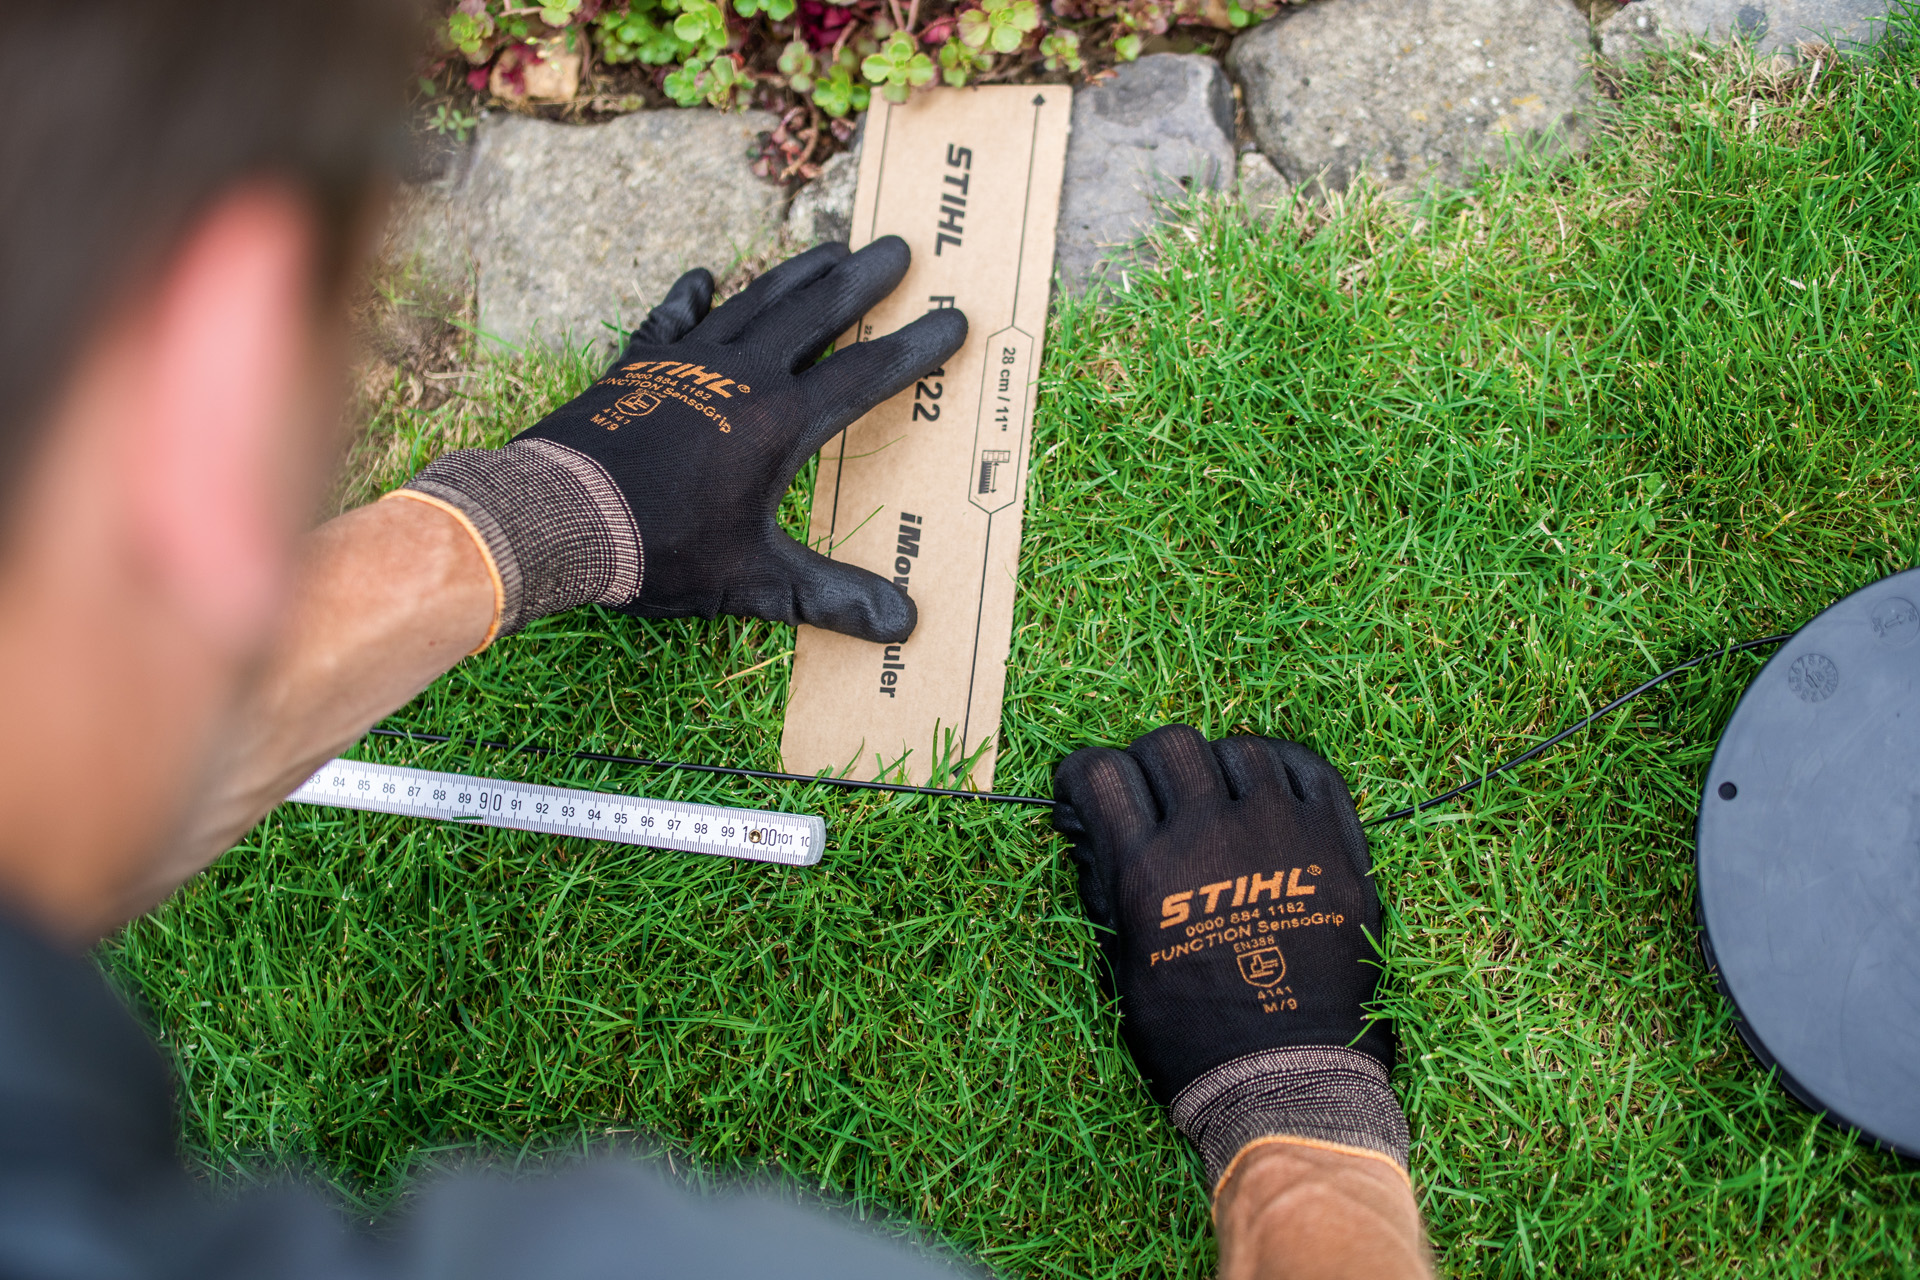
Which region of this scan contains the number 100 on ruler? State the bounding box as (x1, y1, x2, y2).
(289, 759, 823, 867)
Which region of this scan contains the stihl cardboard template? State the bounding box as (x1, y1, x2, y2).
(780, 86, 1070, 789)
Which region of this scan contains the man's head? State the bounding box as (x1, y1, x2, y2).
(0, 1, 418, 939)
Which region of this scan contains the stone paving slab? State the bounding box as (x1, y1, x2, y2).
(1238, 149, 1295, 214)
(785, 146, 861, 248)
(1229, 0, 1596, 195)
(1055, 54, 1237, 295)
(396, 108, 784, 351)
(1599, 0, 1900, 61)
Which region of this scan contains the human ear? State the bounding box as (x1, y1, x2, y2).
(128, 185, 318, 654)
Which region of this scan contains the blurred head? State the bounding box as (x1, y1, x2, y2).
(0, 1, 419, 940)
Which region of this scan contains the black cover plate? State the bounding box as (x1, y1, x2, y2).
(1698, 569, 1920, 1157)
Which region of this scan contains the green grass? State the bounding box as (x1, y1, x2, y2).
(109, 36, 1920, 1277)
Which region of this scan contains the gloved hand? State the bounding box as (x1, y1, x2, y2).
(392, 237, 966, 648)
(1053, 725, 1406, 1193)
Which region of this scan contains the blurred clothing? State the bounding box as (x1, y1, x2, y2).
(0, 910, 960, 1279)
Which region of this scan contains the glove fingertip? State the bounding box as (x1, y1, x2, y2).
(1212, 736, 1280, 802)
(854, 234, 912, 279)
(914, 306, 970, 363)
(1052, 746, 1122, 802)
(793, 308, 973, 461)
(804, 570, 917, 643)
(862, 582, 916, 644)
(1052, 746, 1157, 847)
(1127, 723, 1228, 816)
(629, 269, 714, 346)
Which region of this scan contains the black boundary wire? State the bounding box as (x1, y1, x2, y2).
(364, 728, 1058, 807)
(1365, 631, 1793, 825)
(366, 632, 1793, 825)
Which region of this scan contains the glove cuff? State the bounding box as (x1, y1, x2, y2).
(1170, 1045, 1409, 1193)
(398, 440, 643, 643)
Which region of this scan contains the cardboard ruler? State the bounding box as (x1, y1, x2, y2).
(781, 86, 1070, 789)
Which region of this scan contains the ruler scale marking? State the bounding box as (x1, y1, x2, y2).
(288, 760, 823, 867)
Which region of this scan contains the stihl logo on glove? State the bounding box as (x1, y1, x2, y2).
(591, 361, 755, 434)
(1149, 857, 1348, 989)
(1159, 867, 1322, 926)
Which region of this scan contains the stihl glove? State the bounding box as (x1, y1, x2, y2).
(394, 237, 965, 647)
(1053, 725, 1407, 1191)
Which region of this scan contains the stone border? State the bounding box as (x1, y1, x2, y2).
(392, 0, 1897, 336)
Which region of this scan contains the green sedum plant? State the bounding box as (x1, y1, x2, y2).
(669, 0, 730, 52)
(861, 30, 935, 103)
(427, 101, 480, 140)
(446, 3, 494, 59)
(597, 0, 700, 65)
(437, 0, 1298, 118)
(937, 37, 993, 86)
(777, 37, 818, 90)
(1038, 27, 1081, 72)
(663, 51, 745, 105)
(957, 0, 1040, 54)
(811, 53, 871, 116)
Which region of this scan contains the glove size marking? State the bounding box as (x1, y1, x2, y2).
(1160, 865, 1322, 928)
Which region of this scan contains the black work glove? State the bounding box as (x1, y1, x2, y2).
(1053, 724, 1407, 1192)
(394, 238, 966, 648)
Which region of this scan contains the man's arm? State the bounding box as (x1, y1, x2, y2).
(166, 496, 492, 892)
(1214, 1141, 1427, 1280)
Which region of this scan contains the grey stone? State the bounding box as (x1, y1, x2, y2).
(1238, 149, 1294, 213)
(386, 177, 473, 297)
(1598, 0, 1898, 61)
(1597, 1, 1665, 58)
(785, 146, 862, 247)
(394, 108, 783, 351)
(1055, 54, 1237, 296)
(1228, 0, 1595, 196)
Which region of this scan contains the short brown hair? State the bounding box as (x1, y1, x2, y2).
(0, 0, 422, 518)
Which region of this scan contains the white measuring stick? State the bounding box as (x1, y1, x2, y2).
(287, 759, 823, 867)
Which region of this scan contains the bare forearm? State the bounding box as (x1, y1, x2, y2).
(172, 495, 494, 880)
(1214, 1141, 1430, 1280)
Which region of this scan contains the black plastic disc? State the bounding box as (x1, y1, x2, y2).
(1698, 569, 1920, 1158)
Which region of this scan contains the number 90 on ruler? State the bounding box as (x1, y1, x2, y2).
(288, 759, 824, 867)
